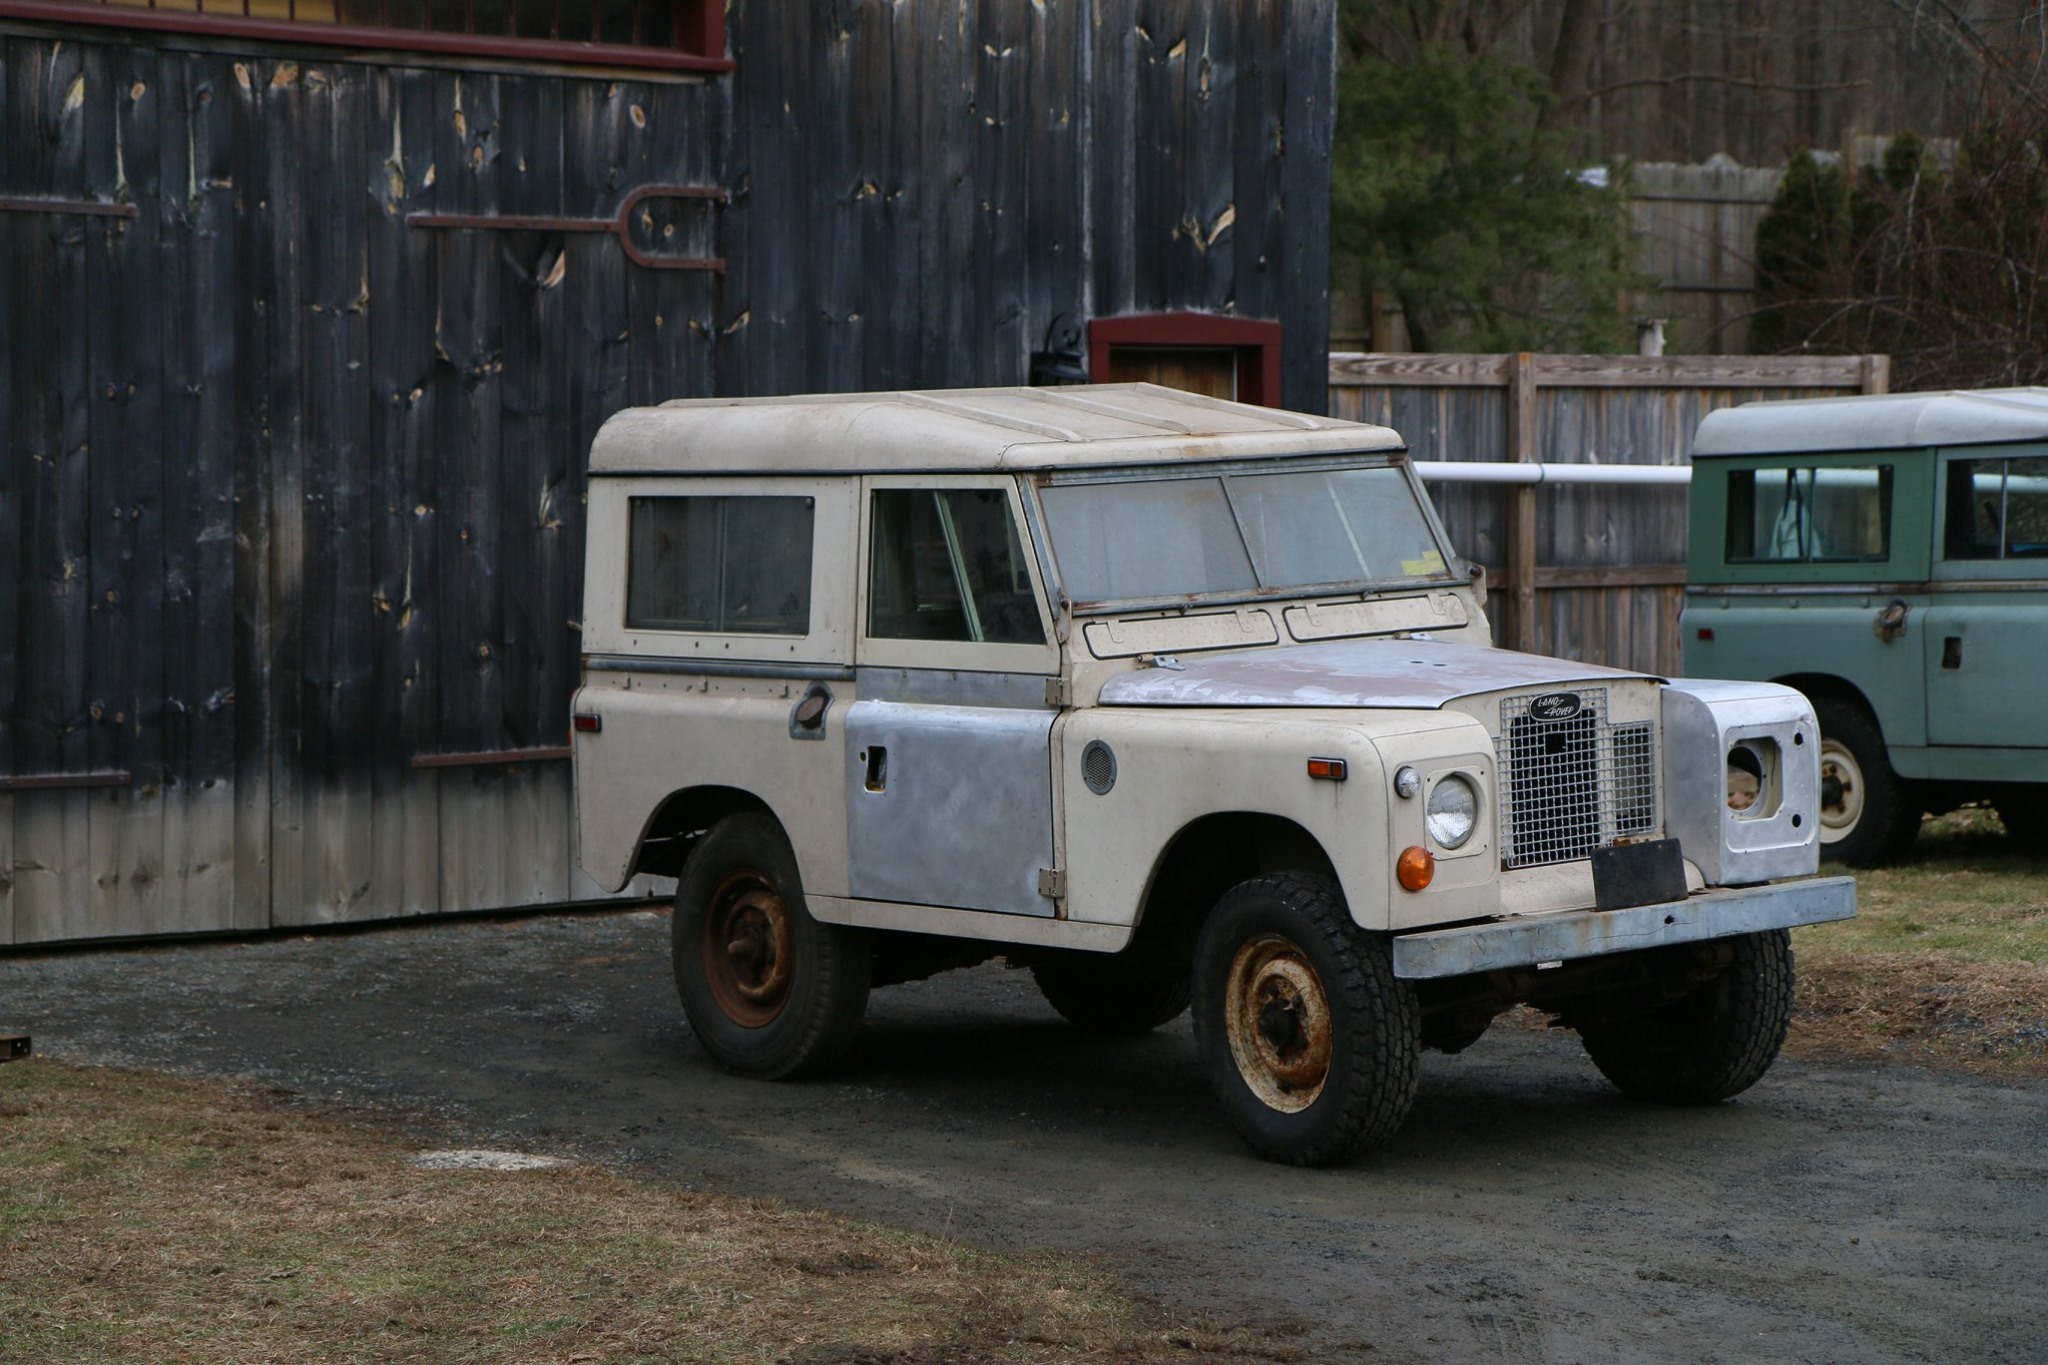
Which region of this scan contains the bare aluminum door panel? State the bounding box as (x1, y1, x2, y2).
(844, 700, 1056, 916)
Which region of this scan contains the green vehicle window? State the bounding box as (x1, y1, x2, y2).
(1943, 456, 2048, 559)
(1726, 465, 1892, 563)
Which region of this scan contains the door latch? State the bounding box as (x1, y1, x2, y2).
(1874, 598, 1910, 643)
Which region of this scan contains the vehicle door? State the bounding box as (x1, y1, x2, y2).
(1688, 456, 1931, 749)
(845, 477, 1062, 916)
(1923, 448, 2048, 748)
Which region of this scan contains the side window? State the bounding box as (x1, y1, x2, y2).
(1944, 456, 2048, 559)
(627, 495, 814, 635)
(868, 489, 1046, 645)
(1725, 465, 1892, 563)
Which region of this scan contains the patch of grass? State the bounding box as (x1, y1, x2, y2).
(1788, 807, 2048, 1076)
(0, 1060, 1303, 1365)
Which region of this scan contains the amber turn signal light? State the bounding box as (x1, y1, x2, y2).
(1396, 845, 1435, 891)
(1307, 757, 1348, 781)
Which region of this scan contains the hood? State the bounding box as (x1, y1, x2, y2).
(1095, 637, 1656, 709)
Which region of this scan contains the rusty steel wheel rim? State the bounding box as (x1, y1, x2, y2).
(702, 869, 796, 1028)
(1222, 933, 1333, 1114)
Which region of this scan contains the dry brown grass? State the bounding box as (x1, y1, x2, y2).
(1788, 807, 2048, 1078)
(0, 1061, 1303, 1365)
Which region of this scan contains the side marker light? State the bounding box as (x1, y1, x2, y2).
(1307, 757, 1348, 781)
(573, 713, 602, 734)
(1397, 846, 1435, 891)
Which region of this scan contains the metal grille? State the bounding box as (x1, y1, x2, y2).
(1496, 690, 1660, 869)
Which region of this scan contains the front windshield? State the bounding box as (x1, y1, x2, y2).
(1038, 463, 1452, 606)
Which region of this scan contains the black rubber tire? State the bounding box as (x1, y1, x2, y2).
(1996, 791, 2048, 850)
(1578, 930, 1795, 1105)
(1192, 873, 1421, 1166)
(1030, 952, 1191, 1035)
(671, 814, 870, 1080)
(1812, 696, 1922, 868)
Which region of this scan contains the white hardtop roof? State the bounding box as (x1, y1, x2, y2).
(588, 383, 1403, 475)
(1693, 387, 2048, 457)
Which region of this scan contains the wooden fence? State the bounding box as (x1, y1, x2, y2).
(1329, 352, 1891, 676)
(1630, 160, 1784, 356)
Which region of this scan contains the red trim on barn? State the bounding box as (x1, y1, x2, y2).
(0, 0, 732, 72)
(1088, 312, 1284, 408)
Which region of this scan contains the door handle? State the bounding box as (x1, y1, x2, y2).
(1874, 598, 1910, 643)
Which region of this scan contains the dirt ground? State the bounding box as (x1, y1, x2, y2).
(3, 907, 2044, 1363)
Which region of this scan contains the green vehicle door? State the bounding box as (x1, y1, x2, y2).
(1682, 453, 1933, 752)
(1922, 448, 2048, 749)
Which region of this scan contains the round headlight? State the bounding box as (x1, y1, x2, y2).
(1426, 774, 1479, 849)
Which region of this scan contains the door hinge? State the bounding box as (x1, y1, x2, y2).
(1044, 677, 1072, 708)
(1036, 867, 1065, 899)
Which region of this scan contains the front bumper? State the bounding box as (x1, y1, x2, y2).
(1388, 876, 1855, 980)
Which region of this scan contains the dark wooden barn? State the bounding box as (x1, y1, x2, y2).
(0, 0, 1337, 943)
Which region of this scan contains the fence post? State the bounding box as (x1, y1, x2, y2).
(1507, 352, 1539, 652)
(1860, 354, 1891, 394)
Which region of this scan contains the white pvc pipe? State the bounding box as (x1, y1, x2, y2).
(1413, 461, 1692, 486)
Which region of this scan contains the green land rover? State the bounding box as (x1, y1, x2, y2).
(1683, 387, 2048, 866)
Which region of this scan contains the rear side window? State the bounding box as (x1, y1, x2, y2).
(627, 495, 814, 634)
(1725, 465, 1892, 563)
(1943, 456, 2048, 559)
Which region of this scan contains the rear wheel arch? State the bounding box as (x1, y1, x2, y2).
(630, 785, 780, 880)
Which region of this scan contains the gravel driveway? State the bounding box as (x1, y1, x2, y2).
(4, 907, 2043, 1362)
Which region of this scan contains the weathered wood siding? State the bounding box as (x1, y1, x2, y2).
(1328, 353, 1890, 678)
(0, 1, 1334, 943)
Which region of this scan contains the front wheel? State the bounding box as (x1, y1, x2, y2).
(1578, 930, 1794, 1105)
(1192, 874, 1420, 1166)
(672, 814, 870, 1079)
(1812, 696, 1922, 867)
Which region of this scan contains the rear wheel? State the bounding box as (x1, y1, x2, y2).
(1192, 874, 1420, 1166)
(672, 814, 870, 1079)
(1578, 930, 1794, 1105)
(1812, 697, 1921, 867)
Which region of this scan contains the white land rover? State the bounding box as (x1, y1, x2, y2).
(572, 384, 1853, 1166)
